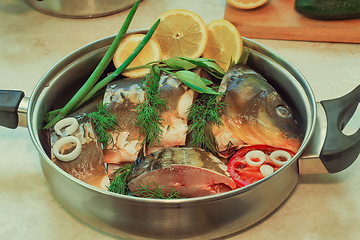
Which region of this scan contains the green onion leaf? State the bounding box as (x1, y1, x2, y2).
(44, 0, 141, 129)
(75, 18, 161, 110)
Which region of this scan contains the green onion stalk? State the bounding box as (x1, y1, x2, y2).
(75, 19, 161, 109)
(44, 0, 144, 129)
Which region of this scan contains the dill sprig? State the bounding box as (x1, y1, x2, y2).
(134, 182, 182, 199)
(108, 164, 133, 195)
(187, 93, 225, 154)
(135, 65, 168, 146)
(87, 101, 119, 146)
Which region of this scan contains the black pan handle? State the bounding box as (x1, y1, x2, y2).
(319, 85, 360, 173)
(0, 90, 25, 129)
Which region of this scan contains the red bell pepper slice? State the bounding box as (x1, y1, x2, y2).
(228, 145, 295, 188)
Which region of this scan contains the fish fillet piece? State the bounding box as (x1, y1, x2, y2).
(50, 116, 109, 190)
(146, 74, 197, 154)
(128, 147, 237, 198)
(213, 64, 302, 157)
(102, 78, 145, 164)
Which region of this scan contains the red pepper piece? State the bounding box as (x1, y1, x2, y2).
(228, 145, 295, 188)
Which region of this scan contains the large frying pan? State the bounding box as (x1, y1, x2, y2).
(0, 30, 359, 239)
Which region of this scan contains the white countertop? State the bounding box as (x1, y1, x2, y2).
(0, 0, 359, 239)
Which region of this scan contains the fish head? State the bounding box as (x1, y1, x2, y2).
(222, 64, 302, 152)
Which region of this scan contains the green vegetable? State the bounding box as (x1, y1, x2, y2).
(108, 164, 133, 195)
(135, 65, 168, 146)
(295, 0, 360, 20)
(165, 57, 197, 70)
(87, 101, 119, 146)
(44, 0, 140, 129)
(178, 57, 225, 79)
(116, 56, 226, 96)
(162, 69, 219, 95)
(133, 56, 225, 146)
(187, 93, 225, 154)
(44, 109, 61, 123)
(75, 18, 161, 109)
(132, 57, 225, 146)
(125, 57, 226, 87)
(174, 70, 217, 94)
(134, 182, 182, 199)
(108, 162, 182, 199)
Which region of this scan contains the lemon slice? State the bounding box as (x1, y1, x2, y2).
(202, 19, 243, 71)
(153, 9, 208, 60)
(227, 0, 268, 9)
(113, 34, 162, 78)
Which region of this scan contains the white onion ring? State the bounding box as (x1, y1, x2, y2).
(53, 136, 81, 162)
(54, 117, 79, 136)
(245, 150, 266, 167)
(270, 150, 292, 166)
(260, 165, 274, 177)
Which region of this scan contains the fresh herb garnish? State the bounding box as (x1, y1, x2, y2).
(178, 57, 225, 79)
(165, 57, 197, 70)
(108, 164, 133, 195)
(75, 19, 161, 110)
(125, 57, 225, 95)
(130, 57, 226, 147)
(87, 101, 119, 146)
(162, 57, 225, 94)
(135, 65, 168, 146)
(187, 93, 225, 154)
(108, 166, 183, 199)
(173, 70, 220, 95)
(134, 182, 182, 199)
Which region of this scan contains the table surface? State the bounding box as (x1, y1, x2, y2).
(0, 0, 359, 239)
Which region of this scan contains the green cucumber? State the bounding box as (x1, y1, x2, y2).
(295, 0, 360, 20)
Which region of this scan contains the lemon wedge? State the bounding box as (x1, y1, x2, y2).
(203, 19, 243, 71)
(113, 34, 162, 78)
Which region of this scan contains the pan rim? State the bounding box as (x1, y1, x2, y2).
(26, 29, 317, 204)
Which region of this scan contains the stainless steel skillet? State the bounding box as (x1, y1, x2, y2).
(0, 30, 359, 239)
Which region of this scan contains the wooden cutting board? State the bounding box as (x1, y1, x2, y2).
(224, 0, 360, 43)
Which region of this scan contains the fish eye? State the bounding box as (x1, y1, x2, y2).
(275, 105, 291, 119)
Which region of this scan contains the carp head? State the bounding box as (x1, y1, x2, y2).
(220, 64, 302, 153)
